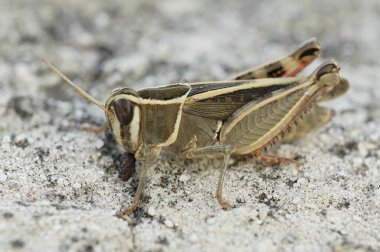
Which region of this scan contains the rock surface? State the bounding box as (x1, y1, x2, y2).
(1, 0, 379, 251)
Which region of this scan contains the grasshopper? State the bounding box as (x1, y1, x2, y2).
(43, 39, 349, 218)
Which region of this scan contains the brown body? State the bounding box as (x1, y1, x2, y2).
(43, 39, 349, 218)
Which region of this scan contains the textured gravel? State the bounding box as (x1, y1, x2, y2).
(1, 0, 380, 251)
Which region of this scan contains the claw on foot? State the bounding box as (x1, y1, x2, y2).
(216, 190, 232, 209)
(219, 200, 232, 209)
(116, 203, 138, 219)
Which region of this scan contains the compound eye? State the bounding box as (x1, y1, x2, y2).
(114, 98, 134, 125)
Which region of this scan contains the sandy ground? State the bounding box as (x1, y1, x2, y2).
(1, 0, 380, 251)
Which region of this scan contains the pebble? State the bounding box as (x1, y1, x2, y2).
(147, 206, 156, 217)
(297, 177, 307, 185)
(293, 182, 301, 188)
(258, 206, 270, 220)
(73, 182, 82, 189)
(352, 157, 364, 168)
(14, 134, 29, 148)
(95, 139, 104, 149)
(358, 142, 368, 157)
(179, 174, 190, 182)
(57, 178, 68, 186)
(292, 197, 302, 204)
(2, 135, 11, 144)
(164, 219, 174, 228)
(0, 172, 7, 183)
(60, 120, 70, 129)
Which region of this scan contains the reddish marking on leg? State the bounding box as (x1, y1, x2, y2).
(283, 61, 309, 77)
(251, 150, 302, 168)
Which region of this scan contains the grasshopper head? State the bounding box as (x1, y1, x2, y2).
(42, 59, 142, 154)
(105, 88, 142, 153)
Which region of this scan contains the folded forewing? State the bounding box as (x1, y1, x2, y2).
(183, 78, 304, 121)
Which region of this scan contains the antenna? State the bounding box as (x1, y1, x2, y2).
(42, 59, 106, 111)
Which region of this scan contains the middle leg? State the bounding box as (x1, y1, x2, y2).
(184, 145, 233, 209)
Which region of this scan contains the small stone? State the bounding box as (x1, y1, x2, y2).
(7, 96, 35, 119)
(292, 197, 301, 204)
(39, 200, 51, 206)
(353, 215, 362, 222)
(95, 139, 104, 149)
(10, 239, 25, 248)
(0, 172, 7, 183)
(206, 216, 216, 225)
(62, 136, 70, 142)
(57, 178, 68, 186)
(297, 177, 307, 185)
(319, 133, 331, 143)
(148, 206, 156, 217)
(2, 135, 11, 144)
(55, 101, 72, 115)
(258, 206, 270, 219)
(352, 157, 364, 168)
(76, 32, 95, 47)
(15, 134, 29, 148)
(60, 120, 70, 129)
(73, 182, 82, 189)
(358, 142, 369, 157)
(164, 219, 174, 228)
(34, 147, 50, 161)
(179, 174, 190, 182)
(3, 212, 14, 219)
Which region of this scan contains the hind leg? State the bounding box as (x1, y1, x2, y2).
(232, 39, 321, 80)
(251, 149, 302, 168)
